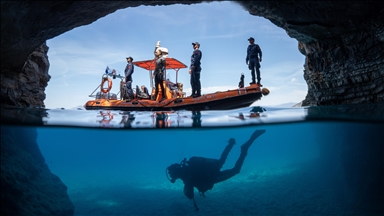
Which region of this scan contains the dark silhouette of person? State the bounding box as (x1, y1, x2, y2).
(238, 73, 245, 88)
(124, 56, 135, 100)
(153, 49, 167, 101)
(191, 111, 202, 127)
(166, 129, 266, 211)
(246, 37, 262, 86)
(120, 112, 135, 128)
(189, 42, 202, 97)
(155, 112, 167, 128)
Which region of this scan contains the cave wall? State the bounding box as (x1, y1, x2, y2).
(308, 120, 384, 214)
(1, 43, 51, 107)
(237, 1, 384, 105)
(1, 1, 383, 107)
(300, 31, 384, 105)
(1, 126, 74, 215)
(1, 1, 204, 71)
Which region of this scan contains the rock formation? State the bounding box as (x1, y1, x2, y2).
(1, 1, 383, 107)
(237, 1, 384, 105)
(1, 126, 74, 215)
(1, 1, 383, 215)
(1, 43, 50, 107)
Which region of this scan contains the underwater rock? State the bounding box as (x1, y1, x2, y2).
(1, 126, 74, 215)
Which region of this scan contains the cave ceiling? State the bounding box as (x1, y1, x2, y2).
(1, 1, 383, 71)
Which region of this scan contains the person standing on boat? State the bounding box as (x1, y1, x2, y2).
(166, 129, 266, 211)
(246, 37, 263, 86)
(124, 56, 135, 100)
(153, 46, 167, 101)
(189, 42, 202, 98)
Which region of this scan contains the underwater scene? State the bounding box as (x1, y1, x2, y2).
(1, 103, 384, 215)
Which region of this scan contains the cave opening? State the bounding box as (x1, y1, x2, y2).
(44, 1, 306, 109)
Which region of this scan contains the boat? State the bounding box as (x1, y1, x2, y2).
(84, 57, 269, 111)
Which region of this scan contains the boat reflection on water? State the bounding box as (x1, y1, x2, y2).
(100, 109, 240, 128)
(154, 112, 170, 128)
(83, 103, 384, 129)
(192, 111, 202, 127)
(119, 112, 136, 128)
(3, 103, 383, 129)
(236, 112, 260, 120)
(114, 106, 266, 128)
(236, 106, 265, 120)
(118, 111, 193, 128)
(0, 105, 268, 129)
(1, 105, 305, 128)
(97, 111, 114, 127)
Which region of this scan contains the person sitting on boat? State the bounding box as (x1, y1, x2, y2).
(153, 42, 168, 101)
(135, 85, 150, 99)
(124, 56, 135, 100)
(141, 85, 150, 98)
(176, 83, 186, 98)
(166, 78, 178, 91)
(166, 129, 266, 211)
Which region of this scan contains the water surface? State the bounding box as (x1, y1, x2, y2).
(2, 103, 383, 215)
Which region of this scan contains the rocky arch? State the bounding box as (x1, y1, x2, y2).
(1, 1, 384, 107)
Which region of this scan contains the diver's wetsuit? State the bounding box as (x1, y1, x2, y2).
(153, 56, 166, 100)
(215, 137, 254, 183)
(167, 129, 265, 211)
(181, 130, 264, 200)
(124, 61, 134, 99)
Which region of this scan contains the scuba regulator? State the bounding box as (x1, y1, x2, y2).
(166, 158, 187, 183)
(165, 158, 200, 212)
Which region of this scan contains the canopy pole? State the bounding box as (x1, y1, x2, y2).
(149, 70, 153, 88)
(175, 68, 179, 84)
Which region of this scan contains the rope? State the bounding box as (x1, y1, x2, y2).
(89, 84, 101, 97)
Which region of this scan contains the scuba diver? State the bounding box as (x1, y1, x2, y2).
(166, 129, 266, 211)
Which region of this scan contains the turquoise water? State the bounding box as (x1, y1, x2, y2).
(2, 104, 384, 215)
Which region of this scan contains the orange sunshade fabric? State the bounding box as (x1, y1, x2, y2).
(133, 58, 187, 71)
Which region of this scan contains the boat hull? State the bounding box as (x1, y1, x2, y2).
(85, 85, 263, 111)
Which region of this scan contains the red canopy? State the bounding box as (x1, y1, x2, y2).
(133, 58, 187, 71)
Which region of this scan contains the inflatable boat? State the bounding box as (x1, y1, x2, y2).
(84, 58, 269, 111)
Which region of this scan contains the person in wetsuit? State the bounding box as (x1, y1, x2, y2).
(153, 48, 167, 101)
(166, 129, 266, 211)
(124, 56, 134, 100)
(141, 85, 150, 98)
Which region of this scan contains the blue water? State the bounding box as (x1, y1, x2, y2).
(2, 104, 384, 215)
